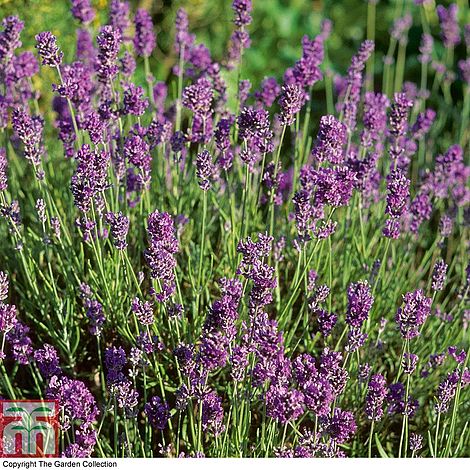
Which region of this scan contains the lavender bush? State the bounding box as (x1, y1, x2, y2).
(0, 0, 469, 458)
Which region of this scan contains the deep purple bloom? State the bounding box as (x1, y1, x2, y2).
(365, 374, 387, 421)
(96, 25, 122, 84)
(195, 149, 215, 191)
(383, 168, 410, 239)
(0, 302, 16, 333)
(201, 391, 225, 436)
(122, 83, 149, 116)
(85, 299, 105, 336)
(412, 109, 436, 140)
(435, 370, 459, 413)
(431, 259, 448, 291)
(396, 289, 432, 339)
(182, 77, 213, 116)
(321, 408, 357, 443)
(345, 328, 368, 352)
(134, 8, 156, 57)
(409, 433, 423, 452)
(145, 211, 179, 303)
(5, 321, 32, 364)
(302, 375, 334, 416)
(71, 144, 110, 213)
(278, 84, 304, 126)
(232, 0, 252, 27)
(35, 32, 63, 67)
(34, 344, 61, 378)
(265, 384, 304, 424)
(105, 212, 129, 250)
(0, 16, 24, 64)
(47, 375, 99, 430)
(131, 297, 154, 325)
(145, 396, 170, 430)
(346, 281, 373, 328)
(311, 115, 346, 164)
(71, 0, 95, 24)
(11, 109, 45, 175)
(402, 353, 419, 374)
(361, 92, 389, 147)
(120, 51, 136, 77)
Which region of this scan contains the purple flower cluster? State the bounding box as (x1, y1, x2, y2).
(396, 289, 432, 339)
(145, 211, 179, 303)
(134, 9, 156, 58)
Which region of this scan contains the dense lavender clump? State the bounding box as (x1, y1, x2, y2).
(0, 0, 468, 459)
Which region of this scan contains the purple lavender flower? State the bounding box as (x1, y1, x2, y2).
(0, 148, 8, 191)
(365, 374, 387, 421)
(201, 391, 225, 436)
(0, 302, 16, 333)
(409, 433, 423, 453)
(402, 353, 419, 374)
(145, 211, 179, 303)
(71, 144, 110, 213)
(391, 14, 412, 44)
(0, 16, 24, 65)
(131, 297, 154, 325)
(418, 33, 433, 64)
(105, 212, 129, 250)
(76, 28, 96, 65)
(174, 8, 194, 57)
(265, 384, 304, 424)
(70, 0, 95, 25)
(316, 309, 337, 337)
(134, 8, 156, 58)
(396, 289, 432, 339)
(182, 76, 213, 116)
(145, 396, 170, 430)
(195, 149, 215, 191)
(232, 0, 252, 27)
(412, 109, 436, 140)
(437, 4, 460, 48)
(96, 25, 122, 84)
(341, 40, 374, 133)
(11, 109, 44, 172)
(435, 370, 459, 413)
(255, 77, 281, 108)
(278, 84, 304, 126)
(47, 375, 99, 431)
(122, 83, 149, 116)
(5, 321, 32, 364)
(311, 115, 346, 164)
(35, 32, 63, 67)
(0, 271, 8, 302)
(120, 51, 136, 77)
(302, 375, 334, 416)
(432, 259, 448, 291)
(109, 0, 130, 37)
(459, 58, 470, 85)
(85, 299, 105, 336)
(321, 408, 357, 443)
(34, 344, 61, 378)
(361, 92, 389, 148)
(346, 281, 373, 328)
(383, 168, 410, 239)
(345, 328, 368, 352)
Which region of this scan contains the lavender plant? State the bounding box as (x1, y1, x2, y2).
(0, 0, 468, 459)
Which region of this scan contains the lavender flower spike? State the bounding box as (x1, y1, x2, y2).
(35, 31, 63, 67)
